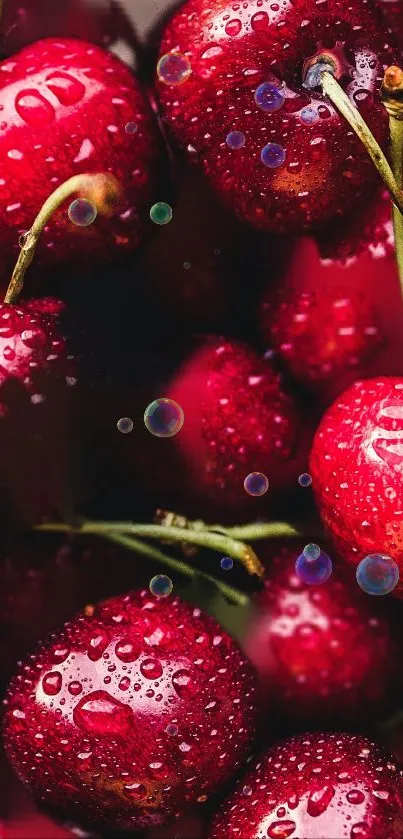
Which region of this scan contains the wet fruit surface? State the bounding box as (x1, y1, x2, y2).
(3, 589, 257, 833)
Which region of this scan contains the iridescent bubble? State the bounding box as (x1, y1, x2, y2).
(68, 198, 97, 227)
(226, 130, 246, 150)
(356, 553, 399, 596)
(300, 106, 318, 125)
(157, 52, 192, 86)
(166, 723, 178, 736)
(150, 202, 173, 226)
(242, 785, 252, 796)
(295, 548, 332, 585)
(261, 142, 286, 168)
(117, 417, 133, 434)
(244, 471, 269, 496)
(254, 82, 285, 113)
(144, 398, 184, 438)
(220, 556, 234, 571)
(298, 472, 312, 488)
(303, 543, 321, 560)
(125, 121, 138, 134)
(149, 574, 173, 597)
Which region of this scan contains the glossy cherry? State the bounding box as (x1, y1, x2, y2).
(1, 1, 116, 55)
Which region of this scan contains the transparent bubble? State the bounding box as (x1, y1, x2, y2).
(68, 198, 97, 227)
(295, 548, 332, 585)
(150, 202, 173, 226)
(261, 142, 286, 169)
(144, 398, 184, 438)
(149, 574, 173, 597)
(254, 82, 285, 113)
(303, 543, 321, 560)
(166, 723, 178, 736)
(243, 785, 252, 796)
(226, 130, 246, 150)
(220, 556, 234, 571)
(356, 553, 399, 596)
(300, 106, 319, 125)
(125, 121, 138, 134)
(117, 417, 133, 434)
(244, 471, 269, 496)
(298, 472, 312, 487)
(183, 261, 192, 270)
(157, 52, 192, 86)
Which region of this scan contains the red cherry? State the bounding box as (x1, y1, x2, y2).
(209, 732, 403, 838)
(1, 1, 116, 54)
(243, 545, 403, 731)
(156, 0, 397, 233)
(309, 377, 403, 591)
(373, 0, 403, 48)
(0, 38, 159, 279)
(3, 589, 257, 834)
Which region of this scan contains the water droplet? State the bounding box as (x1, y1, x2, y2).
(68, 198, 97, 227)
(307, 785, 335, 817)
(21, 327, 46, 349)
(125, 121, 138, 134)
(225, 18, 242, 36)
(73, 690, 134, 737)
(251, 11, 270, 31)
(15, 89, 55, 126)
(303, 543, 321, 560)
(267, 821, 297, 839)
(300, 106, 318, 125)
(242, 785, 252, 796)
(347, 789, 365, 805)
(42, 671, 62, 696)
(298, 472, 312, 487)
(124, 782, 147, 800)
(68, 681, 83, 696)
(220, 556, 233, 571)
(244, 471, 269, 496)
(149, 574, 173, 597)
(172, 669, 196, 698)
(295, 549, 333, 585)
(356, 553, 399, 595)
(157, 52, 192, 86)
(150, 202, 173, 226)
(166, 723, 178, 736)
(144, 398, 184, 438)
(350, 824, 371, 838)
(226, 130, 246, 149)
(119, 677, 131, 691)
(117, 417, 133, 434)
(140, 658, 163, 680)
(255, 82, 285, 113)
(87, 630, 109, 662)
(115, 639, 140, 663)
(261, 142, 286, 168)
(45, 73, 85, 106)
(8, 149, 24, 161)
(3, 346, 15, 361)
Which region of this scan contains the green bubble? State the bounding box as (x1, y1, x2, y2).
(150, 202, 173, 226)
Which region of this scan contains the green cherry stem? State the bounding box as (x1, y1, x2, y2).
(381, 66, 403, 296)
(4, 173, 121, 304)
(214, 521, 302, 541)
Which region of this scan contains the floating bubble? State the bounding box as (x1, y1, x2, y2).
(303, 543, 321, 560)
(295, 548, 332, 585)
(150, 574, 173, 597)
(220, 556, 234, 571)
(261, 142, 286, 169)
(68, 198, 97, 227)
(226, 130, 246, 150)
(298, 472, 312, 488)
(244, 471, 269, 496)
(255, 82, 285, 113)
(356, 553, 399, 596)
(183, 261, 192, 270)
(125, 121, 138, 134)
(150, 202, 173, 226)
(157, 52, 192, 86)
(117, 417, 133, 434)
(243, 785, 252, 796)
(144, 398, 184, 438)
(166, 723, 178, 736)
(300, 106, 318, 125)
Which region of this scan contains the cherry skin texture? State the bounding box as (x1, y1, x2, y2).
(310, 377, 403, 593)
(243, 545, 403, 731)
(0, 38, 159, 275)
(209, 732, 403, 839)
(156, 0, 397, 233)
(3, 589, 258, 834)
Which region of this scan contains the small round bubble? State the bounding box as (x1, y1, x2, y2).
(303, 543, 321, 560)
(244, 471, 269, 497)
(298, 472, 312, 487)
(149, 574, 173, 597)
(117, 417, 133, 434)
(255, 82, 285, 113)
(300, 106, 318, 125)
(125, 121, 138, 134)
(68, 198, 97, 227)
(157, 52, 192, 86)
(220, 556, 234, 571)
(226, 130, 246, 150)
(150, 202, 173, 226)
(356, 553, 399, 595)
(144, 398, 184, 438)
(295, 548, 332, 585)
(261, 142, 286, 169)
(166, 723, 178, 736)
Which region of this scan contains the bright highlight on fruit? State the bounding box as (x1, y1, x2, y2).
(226, 130, 246, 150)
(116, 417, 133, 434)
(149, 574, 173, 597)
(298, 472, 312, 487)
(356, 553, 399, 595)
(144, 398, 184, 438)
(295, 548, 333, 585)
(220, 556, 234, 571)
(68, 198, 97, 227)
(150, 202, 173, 225)
(157, 52, 192, 86)
(243, 471, 269, 496)
(254, 82, 285, 113)
(260, 142, 286, 169)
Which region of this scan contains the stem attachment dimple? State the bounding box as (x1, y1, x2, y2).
(4, 173, 121, 304)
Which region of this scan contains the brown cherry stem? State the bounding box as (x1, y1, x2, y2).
(4, 173, 121, 304)
(381, 66, 403, 297)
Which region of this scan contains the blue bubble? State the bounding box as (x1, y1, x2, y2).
(356, 553, 399, 596)
(244, 471, 269, 496)
(220, 556, 234, 571)
(261, 142, 286, 169)
(144, 398, 184, 438)
(149, 574, 173, 597)
(68, 198, 97, 227)
(298, 472, 312, 488)
(150, 202, 173, 226)
(303, 543, 321, 560)
(226, 130, 246, 150)
(165, 723, 178, 736)
(295, 549, 332, 585)
(255, 82, 285, 113)
(300, 106, 318, 125)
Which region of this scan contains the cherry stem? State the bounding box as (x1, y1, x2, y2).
(321, 71, 403, 217)
(212, 521, 302, 540)
(381, 66, 403, 297)
(4, 173, 121, 304)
